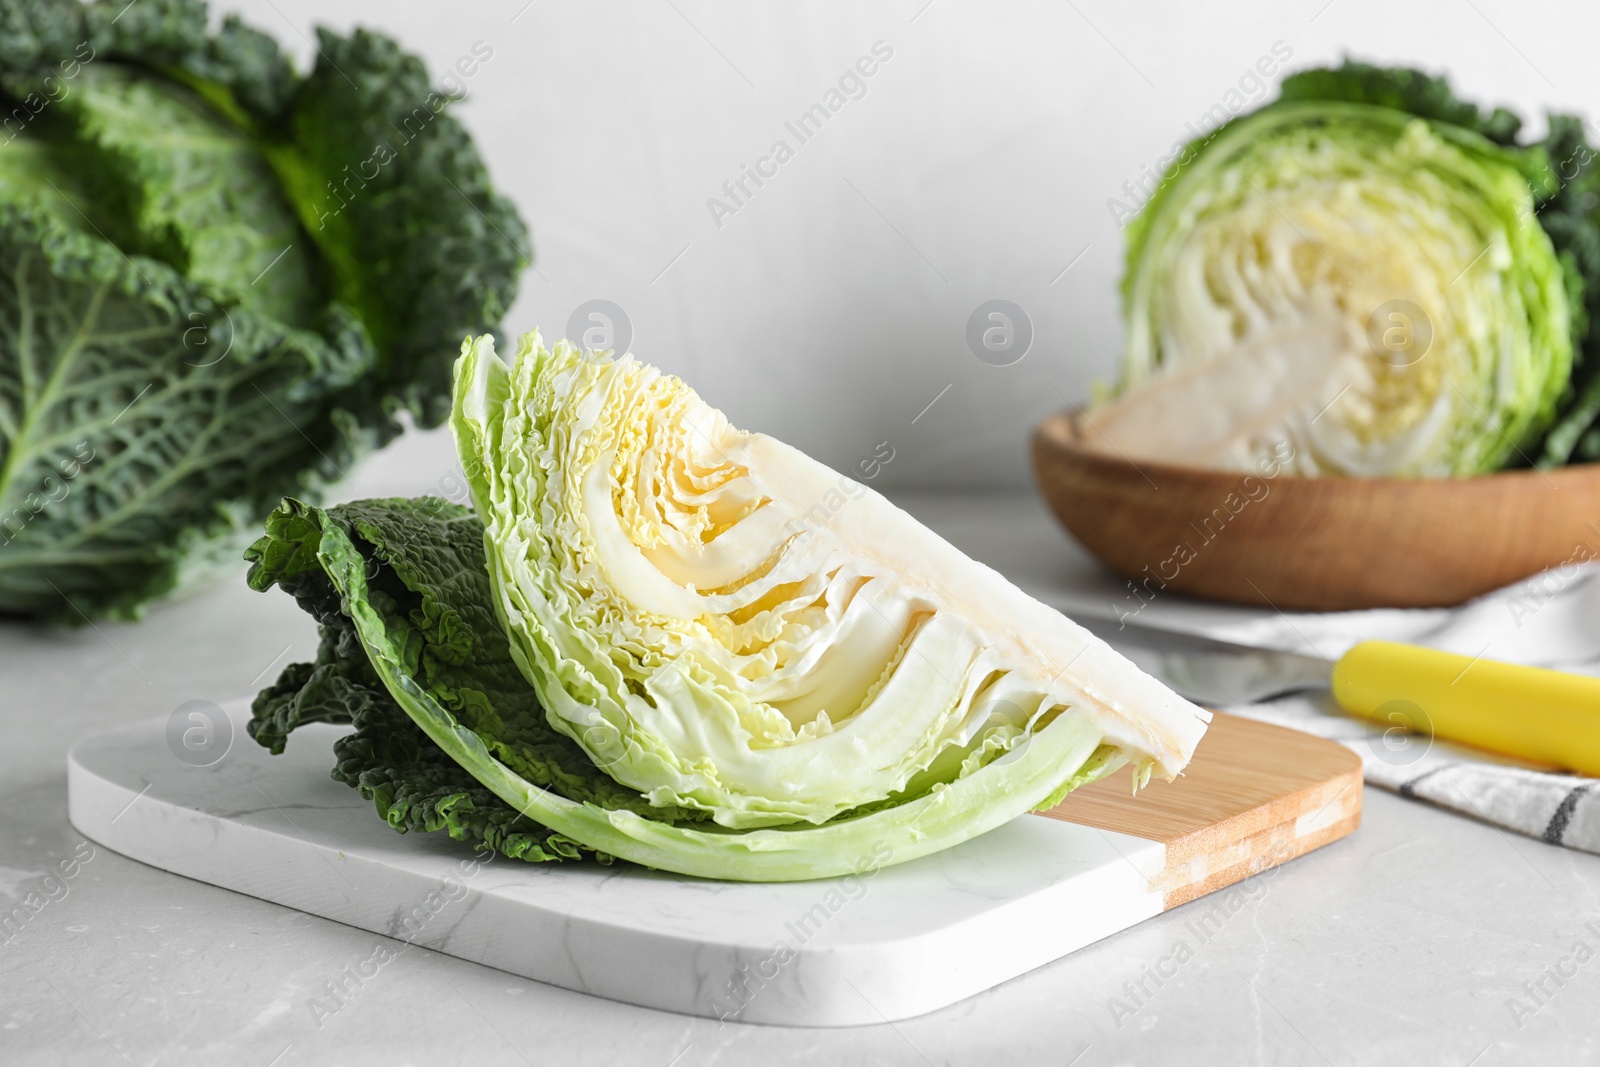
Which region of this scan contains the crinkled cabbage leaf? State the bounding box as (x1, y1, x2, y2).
(0, 0, 527, 620)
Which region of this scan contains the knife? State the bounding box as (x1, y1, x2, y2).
(1070, 612, 1600, 776)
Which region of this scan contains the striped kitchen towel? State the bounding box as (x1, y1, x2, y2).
(1200, 564, 1600, 854)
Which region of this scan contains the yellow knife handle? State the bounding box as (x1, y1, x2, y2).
(1332, 639, 1600, 774)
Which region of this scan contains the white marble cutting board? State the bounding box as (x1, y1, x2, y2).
(67, 704, 1169, 1027)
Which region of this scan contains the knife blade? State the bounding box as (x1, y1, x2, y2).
(1069, 610, 1600, 776)
(1069, 612, 1332, 706)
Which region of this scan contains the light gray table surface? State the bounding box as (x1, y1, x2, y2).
(3, 437, 1598, 1066)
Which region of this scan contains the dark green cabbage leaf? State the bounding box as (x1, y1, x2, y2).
(0, 0, 528, 620)
(247, 497, 705, 866)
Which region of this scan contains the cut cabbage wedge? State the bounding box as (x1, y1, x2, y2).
(247, 332, 1211, 882)
(448, 331, 1210, 845)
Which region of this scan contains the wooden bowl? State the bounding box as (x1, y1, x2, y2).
(1031, 410, 1600, 611)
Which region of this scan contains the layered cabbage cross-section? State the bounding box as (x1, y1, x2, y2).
(452, 332, 1210, 832)
(1097, 101, 1572, 477)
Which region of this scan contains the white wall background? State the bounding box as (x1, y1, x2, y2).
(219, 0, 1600, 490)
